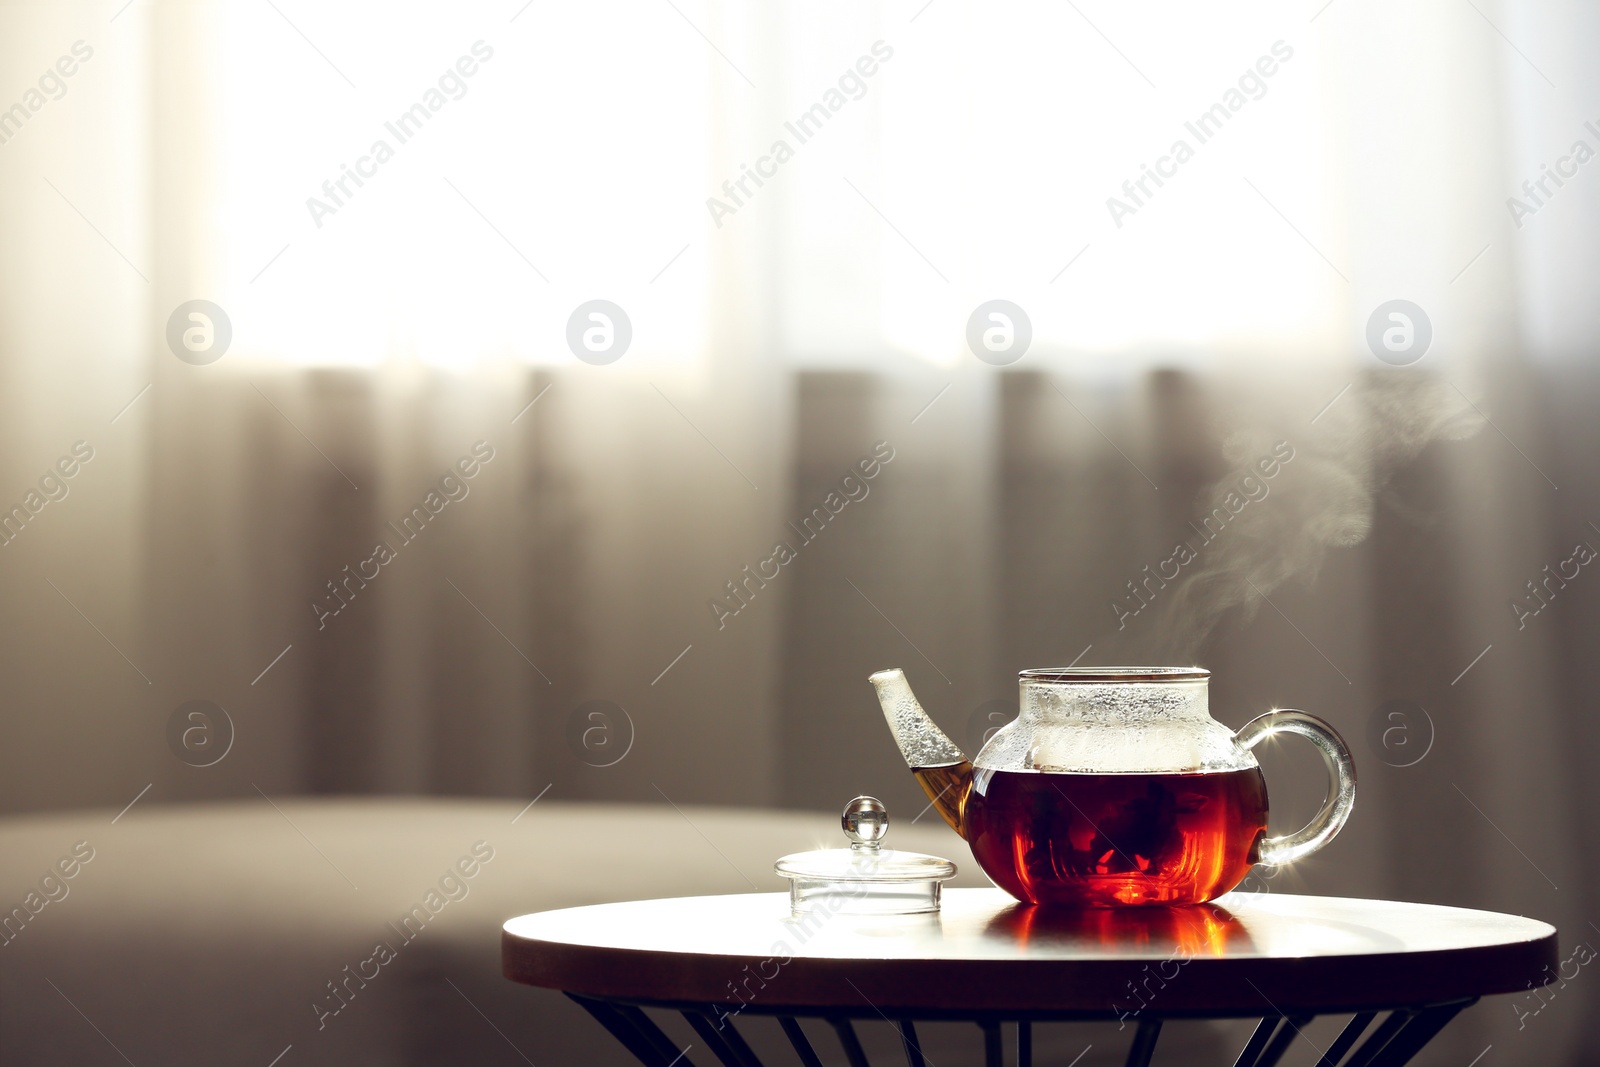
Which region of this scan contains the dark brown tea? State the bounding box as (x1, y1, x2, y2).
(961, 767, 1268, 907)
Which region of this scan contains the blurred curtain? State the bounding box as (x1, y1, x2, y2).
(2, 0, 1599, 1059)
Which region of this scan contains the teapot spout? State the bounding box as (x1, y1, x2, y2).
(868, 668, 973, 838)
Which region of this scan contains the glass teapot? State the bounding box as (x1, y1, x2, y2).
(869, 666, 1355, 907)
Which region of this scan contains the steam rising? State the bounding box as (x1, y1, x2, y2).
(1115, 372, 1485, 661)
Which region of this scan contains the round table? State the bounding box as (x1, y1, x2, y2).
(502, 888, 1557, 1067)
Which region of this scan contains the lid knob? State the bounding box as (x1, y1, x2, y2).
(841, 796, 889, 849)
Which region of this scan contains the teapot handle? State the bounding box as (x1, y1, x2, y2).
(1234, 709, 1357, 866)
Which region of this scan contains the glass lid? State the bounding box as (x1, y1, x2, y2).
(775, 797, 957, 915)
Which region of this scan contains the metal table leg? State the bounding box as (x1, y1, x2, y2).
(980, 1020, 1003, 1067)
(1125, 1018, 1163, 1067)
(1256, 1015, 1313, 1067)
(829, 1017, 873, 1067)
(779, 1016, 825, 1067)
(682, 1009, 760, 1067)
(1317, 1013, 1375, 1067)
(619, 1003, 702, 1066)
(565, 996, 1477, 1067)
(568, 994, 690, 1067)
(1365, 1000, 1476, 1067)
(717, 1013, 769, 1067)
(1234, 1018, 1280, 1067)
(898, 1020, 928, 1067)
(1344, 1011, 1414, 1067)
